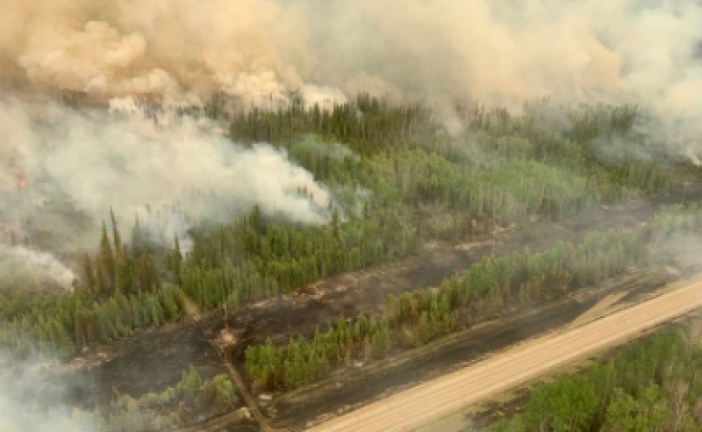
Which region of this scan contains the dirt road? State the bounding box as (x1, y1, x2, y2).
(309, 279, 702, 432)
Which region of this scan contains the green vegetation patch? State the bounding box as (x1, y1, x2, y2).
(488, 317, 702, 431)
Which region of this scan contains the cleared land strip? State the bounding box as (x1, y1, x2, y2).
(309, 280, 702, 432)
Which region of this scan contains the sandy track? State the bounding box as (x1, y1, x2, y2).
(309, 280, 702, 432)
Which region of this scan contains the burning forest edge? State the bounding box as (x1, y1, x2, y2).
(4, 1, 702, 430)
(2, 93, 702, 431)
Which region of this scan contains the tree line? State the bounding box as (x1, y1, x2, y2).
(244, 203, 702, 392)
(67, 365, 240, 431)
(0, 215, 188, 357)
(1, 96, 698, 360)
(245, 315, 391, 391)
(245, 228, 649, 392)
(180, 205, 418, 311)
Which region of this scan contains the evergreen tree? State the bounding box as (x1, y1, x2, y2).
(131, 215, 144, 257)
(82, 254, 95, 293)
(99, 222, 116, 294)
(110, 208, 122, 257)
(167, 235, 183, 283)
(116, 248, 137, 295)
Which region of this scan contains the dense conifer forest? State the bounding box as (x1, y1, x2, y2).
(0, 96, 697, 360)
(1, 95, 701, 432)
(244, 204, 702, 391)
(6, 1, 702, 430)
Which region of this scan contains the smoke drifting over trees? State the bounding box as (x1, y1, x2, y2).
(0, 356, 95, 432)
(0, 0, 700, 167)
(1, 1, 701, 146)
(1, 1, 702, 431)
(0, 244, 76, 292)
(0, 99, 331, 252)
(1, 0, 701, 242)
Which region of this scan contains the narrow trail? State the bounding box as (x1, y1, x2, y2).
(309, 279, 702, 432)
(182, 293, 272, 432)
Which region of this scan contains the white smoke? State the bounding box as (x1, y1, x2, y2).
(0, 0, 700, 268)
(0, 244, 76, 292)
(3, 0, 702, 157)
(0, 1, 696, 108)
(0, 98, 331, 252)
(299, 84, 347, 111)
(0, 356, 96, 432)
(0, 0, 346, 110)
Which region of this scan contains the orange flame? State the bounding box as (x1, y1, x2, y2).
(16, 168, 27, 190)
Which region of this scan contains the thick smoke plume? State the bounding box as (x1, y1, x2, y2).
(2, 1, 702, 151)
(0, 0, 347, 109)
(0, 98, 331, 252)
(0, 1, 701, 429)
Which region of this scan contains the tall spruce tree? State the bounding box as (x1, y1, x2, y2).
(99, 222, 116, 294)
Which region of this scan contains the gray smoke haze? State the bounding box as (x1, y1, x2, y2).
(0, 98, 331, 253)
(0, 355, 96, 432)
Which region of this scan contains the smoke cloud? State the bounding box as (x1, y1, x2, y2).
(0, 244, 76, 292)
(293, 0, 702, 156)
(0, 0, 699, 278)
(1, 2, 702, 427)
(0, 98, 331, 253)
(2, 1, 701, 156)
(0, 2, 693, 103)
(0, 355, 95, 432)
